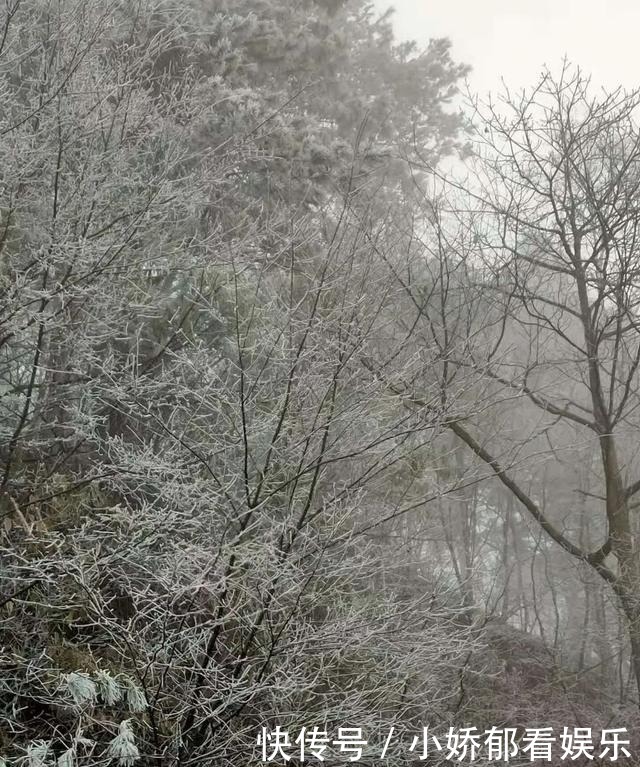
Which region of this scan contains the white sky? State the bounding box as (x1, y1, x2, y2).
(374, 0, 640, 96)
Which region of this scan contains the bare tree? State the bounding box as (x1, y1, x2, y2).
(415, 65, 640, 702)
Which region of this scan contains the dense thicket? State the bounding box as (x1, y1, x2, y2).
(0, 2, 477, 765)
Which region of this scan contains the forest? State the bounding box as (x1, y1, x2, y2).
(1, 0, 640, 764)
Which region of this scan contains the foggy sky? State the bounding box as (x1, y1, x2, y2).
(375, 0, 640, 97)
